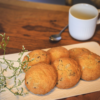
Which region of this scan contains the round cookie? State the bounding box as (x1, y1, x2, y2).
(69, 48, 90, 60)
(22, 49, 50, 72)
(76, 53, 100, 81)
(47, 46, 69, 63)
(52, 58, 81, 89)
(25, 63, 57, 95)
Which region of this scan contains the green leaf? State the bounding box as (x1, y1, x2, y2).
(17, 58, 20, 62)
(4, 33, 6, 37)
(22, 45, 25, 51)
(9, 85, 15, 90)
(18, 80, 21, 86)
(30, 58, 34, 61)
(11, 62, 14, 66)
(3, 67, 8, 72)
(0, 34, 3, 37)
(26, 54, 30, 58)
(14, 92, 19, 95)
(7, 37, 9, 41)
(20, 87, 23, 94)
(7, 75, 14, 79)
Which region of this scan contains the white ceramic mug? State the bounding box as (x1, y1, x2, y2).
(69, 3, 100, 41)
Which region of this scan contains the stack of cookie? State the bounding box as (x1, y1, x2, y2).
(22, 47, 100, 95)
(69, 48, 100, 81)
(48, 47, 81, 89)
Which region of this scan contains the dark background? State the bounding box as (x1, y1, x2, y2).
(22, 0, 95, 7)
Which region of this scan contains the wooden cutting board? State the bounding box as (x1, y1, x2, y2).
(0, 41, 100, 100)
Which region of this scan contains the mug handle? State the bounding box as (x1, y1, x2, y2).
(97, 9, 100, 24)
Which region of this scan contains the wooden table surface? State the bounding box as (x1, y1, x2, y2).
(0, 0, 100, 100)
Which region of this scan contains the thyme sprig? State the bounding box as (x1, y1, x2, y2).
(0, 33, 32, 96)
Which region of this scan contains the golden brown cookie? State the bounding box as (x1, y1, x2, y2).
(25, 63, 57, 95)
(22, 49, 50, 72)
(47, 46, 69, 63)
(76, 53, 100, 81)
(52, 58, 81, 89)
(69, 48, 90, 60)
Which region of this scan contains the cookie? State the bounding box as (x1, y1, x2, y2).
(52, 58, 81, 89)
(22, 49, 50, 72)
(69, 48, 90, 60)
(47, 46, 69, 63)
(25, 63, 57, 95)
(77, 53, 100, 81)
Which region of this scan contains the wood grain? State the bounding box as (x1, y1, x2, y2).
(0, 2, 73, 55)
(0, 2, 100, 55)
(0, 0, 70, 12)
(0, 0, 100, 100)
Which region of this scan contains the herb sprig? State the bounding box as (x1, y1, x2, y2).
(0, 33, 31, 96)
